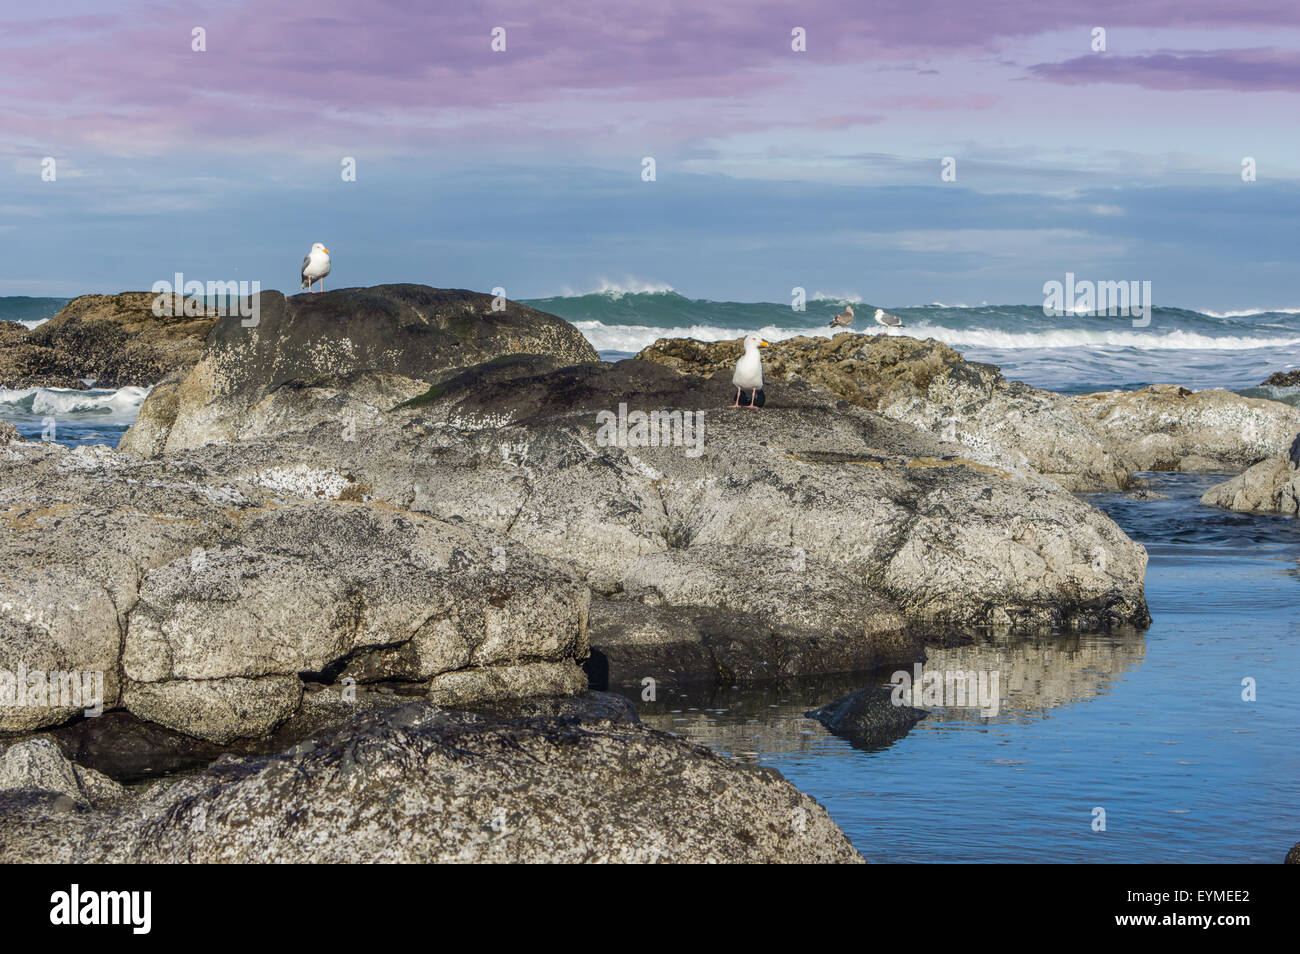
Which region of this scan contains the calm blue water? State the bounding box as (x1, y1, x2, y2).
(622, 472, 1300, 862)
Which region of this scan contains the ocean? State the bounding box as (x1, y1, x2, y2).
(5, 293, 1300, 446)
(522, 290, 1300, 399)
(3, 292, 1298, 861)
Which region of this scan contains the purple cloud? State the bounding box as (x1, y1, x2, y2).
(1029, 48, 1300, 92)
(3, 1, 1300, 152)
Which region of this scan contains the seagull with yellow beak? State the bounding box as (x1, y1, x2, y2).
(300, 243, 331, 292)
(731, 332, 770, 408)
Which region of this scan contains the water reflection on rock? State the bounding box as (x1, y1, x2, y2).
(619, 629, 1146, 760)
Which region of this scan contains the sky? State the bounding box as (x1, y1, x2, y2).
(2, 0, 1298, 309)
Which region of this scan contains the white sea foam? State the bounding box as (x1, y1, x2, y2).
(1198, 307, 1300, 318)
(575, 319, 1300, 355)
(0, 386, 150, 424)
(574, 320, 839, 353)
(553, 279, 677, 299)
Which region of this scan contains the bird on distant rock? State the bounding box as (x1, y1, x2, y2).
(828, 304, 854, 329)
(301, 243, 331, 293)
(732, 333, 769, 408)
(873, 307, 903, 333)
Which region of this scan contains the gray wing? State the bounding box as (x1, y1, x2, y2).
(301, 255, 312, 287)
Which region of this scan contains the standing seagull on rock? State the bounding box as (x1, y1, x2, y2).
(873, 308, 903, 333)
(301, 243, 331, 293)
(828, 304, 854, 329)
(732, 333, 769, 408)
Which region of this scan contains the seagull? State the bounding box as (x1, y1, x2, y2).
(828, 304, 854, 329)
(873, 308, 903, 333)
(301, 243, 331, 293)
(731, 333, 769, 408)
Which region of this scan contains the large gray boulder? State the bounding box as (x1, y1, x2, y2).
(0, 440, 590, 741)
(1068, 385, 1300, 473)
(175, 356, 1149, 639)
(0, 702, 864, 863)
(120, 285, 599, 456)
(1200, 450, 1300, 515)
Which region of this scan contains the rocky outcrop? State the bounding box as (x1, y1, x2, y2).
(1262, 369, 1300, 388)
(0, 439, 590, 741)
(636, 334, 1300, 489)
(0, 736, 128, 809)
(7, 331, 1150, 743)
(637, 333, 1134, 491)
(1068, 385, 1300, 473)
(0, 293, 218, 389)
(167, 356, 1150, 643)
(0, 702, 864, 863)
(119, 285, 599, 456)
(1199, 451, 1300, 515)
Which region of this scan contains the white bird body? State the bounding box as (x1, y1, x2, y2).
(874, 307, 902, 331)
(301, 243, 331, 291)
(731, 333, 769, 407)
(732, 335, 765, 390)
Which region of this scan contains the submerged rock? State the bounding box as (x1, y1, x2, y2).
(0, 702, 864, 863)
(120, 285, 598, 456)
(806, 686, 928, 751)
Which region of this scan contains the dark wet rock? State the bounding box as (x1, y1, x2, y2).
(1262, 369, 1300, 388)
(1123, 489, 1169, 501)
(120, 285, 598, 456)
(0, 293, 218, 390)
(1286, 842, 1300, 863)
(0, 702, 863, 863)
(806, 686, 928, 751)
(587, 595, 926, 690)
